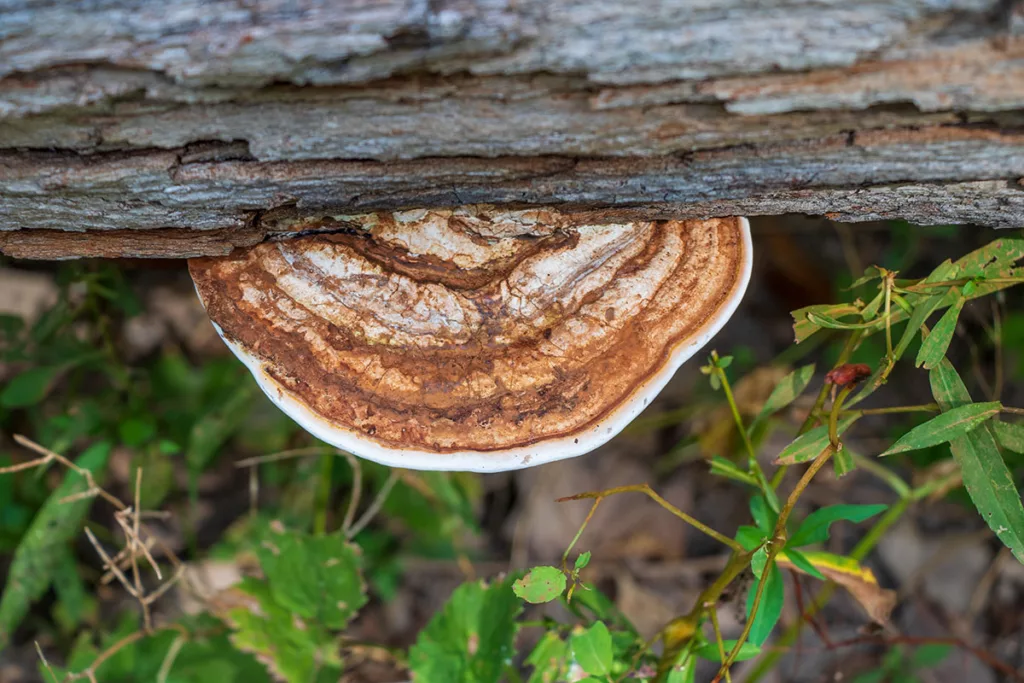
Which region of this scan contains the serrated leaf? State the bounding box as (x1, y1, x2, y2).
(754, 364, 816, 427)
(916, 294, 965, 369)
(930, 359, 1024, 564)
(0, 441, 110, 646)
(788, 504, 887, 547)
(226, 577, 340, 683)
(526, 632, 569, 683)
(513, 566, 566, 604)
(776, 551, 895, 624)
(881, 402, 1001, 456)
(570, 621, 613, 677)
(745, 564, 783, 646)
(409, 576, 522, 683)
(256, 525, 367, 630)
(993, 420, 1024, 454)
(694, 640, 762, 662)
(773, 415, 859, 465)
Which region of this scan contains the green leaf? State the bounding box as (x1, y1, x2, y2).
(525, 632, 568, 683)
(745, 564, 784, 647)
(749, 495, 777, 533)
(992, 420, 1024, 454)
(805, 311, 880, 331)
(0, 441, 111, 646)
(848, 266, 885, 290)
(694, 640, 762, 662)
(773, 415, 859, 465)
(51, 544, 94, 632)
(187, 384, 254, 472)
(734, 525, 765, 551)
(860, 290, 885, 320)
(409, 575, 522, 683)
(910, 643, 953, 668)
(915, 294, 965, 369)
(780, 548, 825, 580)
(893, 261, 959, 360)
(255, 525, 367, 630)
(513, 566, 566, 604)
(754, 364, 816, 426)
(666, 657, 696, 683)
(570, 621, 613, 677)
(226, 577, 340, 683)
(880, 402, 1001, 456)
(832, 448, 855, 478)
(0, 365, 63, 408)
(789, 504, 887, 548)
(930, 359, 1024, 563)
(791, 304, 862, 343)
(751, 546, 769, 580)
(119, 417, 156, 448)
(575, 551, 592, 571)
(709, 455, 756, 485)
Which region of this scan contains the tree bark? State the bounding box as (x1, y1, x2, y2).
(1, 0, 1023, 259)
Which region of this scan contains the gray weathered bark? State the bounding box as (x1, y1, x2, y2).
(1, 0, 1023, 259)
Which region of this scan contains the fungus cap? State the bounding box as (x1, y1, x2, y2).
(189, 208, 751, 472)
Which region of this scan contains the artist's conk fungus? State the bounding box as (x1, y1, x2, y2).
(189, 208, 751, 472)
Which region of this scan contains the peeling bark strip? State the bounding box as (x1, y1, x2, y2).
(2, 0, 1024, 259)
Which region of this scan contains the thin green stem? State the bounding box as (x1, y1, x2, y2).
(884, 271, 894, 359)
(850, 452, 911, 498)
(559, 484, 743, 553)
(774, 330, 862, 488)
(847, 403, 940, 416)
(713, 351, 778, 512)
(313, 452, 334, 536)
(744, 496, 912, 682)
(655, 550, 755, 680)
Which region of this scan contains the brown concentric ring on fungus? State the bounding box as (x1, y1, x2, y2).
(189, 207, 752, 472)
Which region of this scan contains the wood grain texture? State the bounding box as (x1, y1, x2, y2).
(2, 0, 1023, 259)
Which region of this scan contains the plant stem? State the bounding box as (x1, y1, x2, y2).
(559, 484, 744, 553)
(847, 403, 940, 416)
(743, 496, 912, 682)
(313, 452, 334, 536)
(716, 390, 849, 678)
(713, 351, 778, 512)
(774, 330, 863, 488)
(656, 549, 755, 679)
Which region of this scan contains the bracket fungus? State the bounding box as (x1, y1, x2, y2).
(189, 208, 751, 472)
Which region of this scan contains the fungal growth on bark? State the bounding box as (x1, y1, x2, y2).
(189, 207, 751, 472)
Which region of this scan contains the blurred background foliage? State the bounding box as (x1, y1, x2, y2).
(0, 217, 1022, 682)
